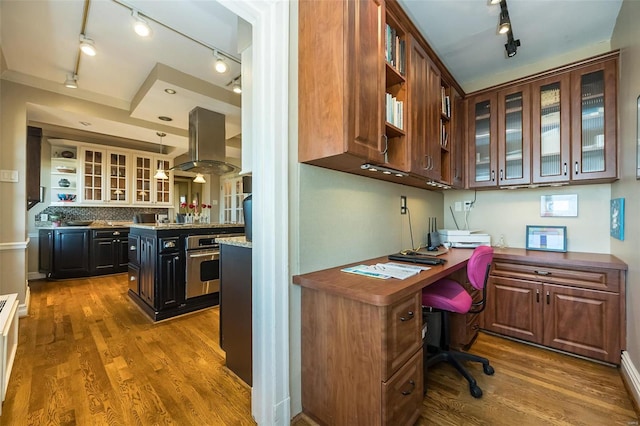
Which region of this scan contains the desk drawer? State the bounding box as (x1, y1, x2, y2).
(491, 261, 620, 293)
(382, 349, 422, 426)
(381, 293, 421, 380)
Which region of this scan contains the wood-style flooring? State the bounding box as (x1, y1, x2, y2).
(3, 274, 255, 425)
(4, 274, 639, 425)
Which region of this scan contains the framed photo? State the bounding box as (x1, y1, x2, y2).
(526, 225, 567, 252)
(540, 194, 578, 217)
(610, 198, 625, 241)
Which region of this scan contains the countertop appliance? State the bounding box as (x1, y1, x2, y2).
(185, 233, 242, 299)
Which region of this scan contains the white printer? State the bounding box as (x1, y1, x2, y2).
(438, 229, 491, 248)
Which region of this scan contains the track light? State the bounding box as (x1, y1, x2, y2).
(79, 35, 96, 56)
(232, 78, 242, 94)
(214, 50, 228, 73)
(64, 74, 78, 89)
(498, 11, 510, 34)
(132, 10, 151, 37)
(193, 174, 207, 184)
(505, 31, 521, 57)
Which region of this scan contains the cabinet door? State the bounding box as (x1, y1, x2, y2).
(153, 158, 172, 205)
(346, 0, 385, 161)
(468, 93, 498, 188)
(451, 90, 465, 188)
(497, 84, 531, 186)
(570, 58, 617, 181)
(408, 38, 429, 176)
(543, 284, 620, 364)
(425, 58, 442, 180)
(53, 229, 91, 277)
(532, 74, 571, 184)
(81, 148, 105, 203)
(38, 229, 53, 274)
(484, 276, 543, 344)
(382, 293, 421, 380)
(107, 151, 129, 203)
(133, 155, 153, 204)
(139, 236, 156, 307)
(91, 238, 116, 274)
(117, 237, 130, 271)
(158, 253, 183, 309)
(26, 126, 42, 210)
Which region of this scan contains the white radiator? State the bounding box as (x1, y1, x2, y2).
(0, 293, 18, 415)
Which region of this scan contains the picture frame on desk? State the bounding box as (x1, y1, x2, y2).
(526, 225, 567, 252)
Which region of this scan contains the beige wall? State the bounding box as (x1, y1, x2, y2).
(612, 0, 640, 380)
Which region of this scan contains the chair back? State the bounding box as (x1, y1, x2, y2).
(467, 245, 494, 291)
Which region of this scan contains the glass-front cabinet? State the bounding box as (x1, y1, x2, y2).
(107, 150, 129, 203)
(468, 93, 497, 188)
(81, 148, 104, 203)
(532, 74, 571, 184)
(133, 154, 173, 206)
(497, 84, 530, 186)
(570, 59, 617, 181)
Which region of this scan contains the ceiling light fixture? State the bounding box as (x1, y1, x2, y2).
(493, 0, 520, 58)
(158, 116, 173, 122)
(193, 173, 207, 184)
(232, 77, 242, 94)
(164, 88, 176, 94)
(132, 10, 152, 37)
(64, 74, 78, 89)
(214, 50, 228, 73)
(154, 132, 168, 180)
(79, 35, 97, 56)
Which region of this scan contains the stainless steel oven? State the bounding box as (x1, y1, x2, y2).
(184, 233, 242, 299)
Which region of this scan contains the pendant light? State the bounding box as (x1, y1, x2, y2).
(193, 173, 206, 184)
(154, 132, 168, 180)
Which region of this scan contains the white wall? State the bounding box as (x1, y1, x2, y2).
(444, 185, 611, 253)
(611, 0, 640, 398)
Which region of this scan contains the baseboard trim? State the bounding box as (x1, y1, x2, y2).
(28, 272, 46, 281)
(621, 351, 640, 413)
(18, 285, 30, 318)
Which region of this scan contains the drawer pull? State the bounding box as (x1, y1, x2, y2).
(546, 291, 550, 304)
(534, 270, 551, 276)
(536, 289, 540, 303)
(400, 311, 414, 322)
(401, 380, 416, 396)
(130, 276, 136, 281)
(130, 246, 137, 251)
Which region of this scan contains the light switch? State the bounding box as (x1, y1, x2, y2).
(0, 170, 18, 182)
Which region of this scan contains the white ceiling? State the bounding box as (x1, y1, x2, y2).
(0, 0, 624, 157)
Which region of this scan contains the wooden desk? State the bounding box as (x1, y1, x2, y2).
(293, 249, 473, 426)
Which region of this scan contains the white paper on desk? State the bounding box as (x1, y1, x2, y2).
(341, 265, 391, 279)
(373, 263, 427, 279)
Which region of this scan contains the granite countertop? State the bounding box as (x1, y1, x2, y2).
(36, 220, 134, 229)
(216, 236, 252, 248)
(130, 223, 245, 231)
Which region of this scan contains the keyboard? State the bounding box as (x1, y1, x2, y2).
(388, 253, 447, 265)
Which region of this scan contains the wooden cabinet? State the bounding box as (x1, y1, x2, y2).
(468, 52, 618, 188)
(138, 235, 156, 308)
(38, 229, 53, 274)
(158, 251, 182, 309)
(26, 126, 42, 210)
(570, 58, 617, 181)
(52, 229, 91, 278)
(90, 228, 129, 275)
(299, 0, 385, 170)
(301, 290, 423, 425)
(483, 250, 626, 364)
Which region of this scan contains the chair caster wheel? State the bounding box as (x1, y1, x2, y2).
(483, 364, 495, 375)
(470, 385, 483, 398)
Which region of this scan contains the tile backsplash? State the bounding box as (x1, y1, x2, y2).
(35, 206, 168, 225)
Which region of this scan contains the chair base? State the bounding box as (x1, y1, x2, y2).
(423, 344, 495, 398)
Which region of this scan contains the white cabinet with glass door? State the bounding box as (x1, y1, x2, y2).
(80, 148, 130, 204)
(220, 176, 246, 223)
(132, 154, 173, 206)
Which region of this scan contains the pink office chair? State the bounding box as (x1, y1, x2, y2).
(422, 245, 494, 398)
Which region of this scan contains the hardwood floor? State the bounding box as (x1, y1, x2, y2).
(6, 275, 639, 425)
(3, 274, 255, 425)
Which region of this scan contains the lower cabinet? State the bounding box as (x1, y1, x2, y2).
(301, 290, 423, 425)
(138, 235, 156, 308)
(40, 228, 91, 279)
(90, 228, 129, 275)
(158, 252, 182, 309)
(484, 254, 625, 364)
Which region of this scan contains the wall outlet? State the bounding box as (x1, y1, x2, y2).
(464, 200, 473, 211)
(454, 201, 462, 212)
(400, 196, 407, 215)
(40, 213, 48, 221)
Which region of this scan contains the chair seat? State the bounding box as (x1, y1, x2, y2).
(422, 278, 472, 314)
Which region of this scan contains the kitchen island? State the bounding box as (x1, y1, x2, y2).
(127, 223, 244, 321)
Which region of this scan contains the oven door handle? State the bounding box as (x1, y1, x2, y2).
(187, 251, 219, 259)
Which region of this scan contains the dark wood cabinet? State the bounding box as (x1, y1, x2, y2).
(90, 228, 129, 275)
(38, 229, 53, 274)
(220, 244, 253, 385)
(26, 126, 42, 210)
(483, 249, 626, 364)
(158, 252, 182, 309)
(52, 229, 91, 278)
(138, 235, 156, 308)
(467, 92, 498, 188)
(497, 84, 531, 186)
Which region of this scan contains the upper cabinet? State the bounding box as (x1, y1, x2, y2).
(468, 52, 618, 189)
(132, 154, 173, 206)
(299, 0, 462, 191)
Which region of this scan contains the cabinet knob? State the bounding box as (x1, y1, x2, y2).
(130, 246, 137, 251)
(130, 276, 136, 281)
(113, 231, 120, 236)
(401, 380, 416, 396)
(400, 311, 414, 322)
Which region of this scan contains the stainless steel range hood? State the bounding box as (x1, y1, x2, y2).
(171, 107, 239, 175)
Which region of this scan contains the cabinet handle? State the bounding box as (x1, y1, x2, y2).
(130, 276, 136, 281)
(113, 231, 120, 236)
(423, 155, 429, 170)
(491, 170, 495, 181)
(574, 161, 579, 174)
(381, 134, 389, 163)
(546, 291, 550, 304)
(400, 311, 414, 322)
(499, 169, 503, 180)
(401, 380, 416, 396)
(534, 270, 551, 276)
(563, 163, 568, 175)
(536, 289, 540, 303)
(130, 246, 137, 251)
